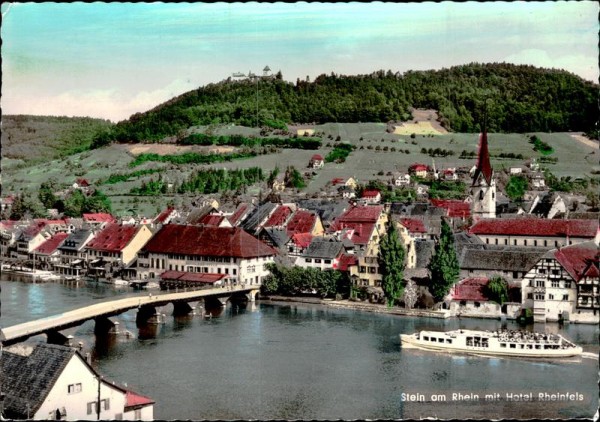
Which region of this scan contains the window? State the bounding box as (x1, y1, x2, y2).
(314, 259, 321, 263)
(539, 268, 546, 274)
(423, 336, 429, 341)
(509, 344, 516, 349)
(474, 302, 481, 308)
(524, 240, 527, 246)
(535, 280, 544, 287)
(305, 258, 312, 263)
(513, 271, 518, 279)
(527, 293, 533, 299)
(67, 383, 82, 394)
(562, 294, 569, 301)
(534, 293, 544, 300)
(101, 399, 110, 411)
(552, 269, 560, 275)
(551, 280, 559, 288)
(324, 259, 331, 264)
(500, 343, 506, 348)
(134, 409, 142, 419)
(114, 413, 123, 420)
(87, 402, 96, 415)
(233, 269, 237, 275)
(564, 281, 571, 288)
(548, 294, 554, 300)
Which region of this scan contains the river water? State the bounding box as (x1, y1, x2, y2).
(1, 277, 598, 420)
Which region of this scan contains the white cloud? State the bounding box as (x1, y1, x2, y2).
(2, 79, 197, 122)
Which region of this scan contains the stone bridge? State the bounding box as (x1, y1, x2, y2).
(0, 285, 260, 346)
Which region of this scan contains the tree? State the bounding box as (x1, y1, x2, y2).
(378, 221, 406, 307)
(38, 181, 58, 210)
(402, 279, 418, 309)
(505, 175, 528, 202)
(486, 276, 509, 305)
(428, 218, 460, 301)
(9, 193, 46, 220)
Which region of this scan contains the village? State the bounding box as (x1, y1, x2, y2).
(1, 130, 598, 328)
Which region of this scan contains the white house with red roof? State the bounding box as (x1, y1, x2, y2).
(361, 189, 381, 204)
(32, 232, 69, 267)
(469, 218, 599, 249)
(447, 277, 521, 319)
(309, 154, 325, 169)
(1, 343, 154, 421)
(284, 232, 313, 257)
(83, 213, 117, 230)
(137, 225, 277, 287)
(85, 223, 153, 267)
(521, 240, 599, 323)
(152, 207, 180, 226)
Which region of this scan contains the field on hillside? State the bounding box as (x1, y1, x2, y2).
(2, 123, 597, 216)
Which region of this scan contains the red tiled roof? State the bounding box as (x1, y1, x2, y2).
(0, 220, 18, 230)
(143, 225, 277, 258)
(311, 154, 324, 161)
(333, 205, 383, 224)
(331, 178, 345, 185)
(553, 242, 599, 282)
(154, 207, 175, 224)
(228, 203, 249, 226)
(336, 254, 358, 271)
(430, 199, 471, 218)
(469, 218, 598, 238)
(76, 178, 90, 187)
(361, 189, 381, 198)
(286, 210, 317, 236)
(264, 206, 292, 227)
(290, 232, 313, 248)
(451, 277, 490, 302)
(334, 222, 376, 245)
(83, 213, 116, 223)
(200, 214, 226, 226)
(86, 224, 138, 253)
(409, 163, 429, 172)
(125, 391, 155, 409)
(399, 218, 427, 234)
(34, 233, 69, 255)
(160, 271, 227, 284)
(472, 131, 493, 185)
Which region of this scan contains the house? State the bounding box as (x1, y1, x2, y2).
(415, 184, 429, 198)
(0, 343, 154, 420)
(330, 205, 387, 287)
(73, 178, 91, 189)
(361, 189, 381, 204)
(13, 223, 52, 260)
(331, 177, 358, 190)
(153, 207, 180, 226)
(85, 223, 153, 267)
(257, 227, 290, 250)
(338, 185, 356, 199)
(241, 202, 278, 235)
(1, 195, 15, 214)
(458, 247, 546, 283)
(225, 203, 252, 227)
(55, 229, 95, 277)
(271, 173, 286, 192)
(295, 199, 349, 230)
(262, 205, 293, 228)
(392, 173, 411, 187)
(137, 225, 277, 286)
(32, 232, 69, 268)
(296, 237, 344, 270)
(509, 167, 524, 174)
(408, 163, 429, 178)
(430, 199, 470, 220)
(469, 218, 599, 249)
(531, 172, 546, 189)
(309, 154, 325, 169)
(521, 240, 599, 323)
(285, 232, 313, 257)
(441, 168, 458, 181)
(286, 209, 324, 237)
(82, 213, 116, 230)
(198, 214, 233, 228)
(528, 193, 566, 219)
(447, 277, 521, 319)
(185, 204, 219, 225)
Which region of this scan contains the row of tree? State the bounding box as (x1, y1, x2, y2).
(91, 63, 597, 146)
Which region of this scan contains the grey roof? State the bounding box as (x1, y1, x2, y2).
(302, 238, 344, 259)
(459, 248, 546, 273)
(414, 239, 435, 268)
(296, 199, 349, 225)
(241, 202, 278, 233)
(186, 205, 217, 225)
(58, 229, 93, 252)
(1, 344, 77, 418)
(263, 227, 290, 248)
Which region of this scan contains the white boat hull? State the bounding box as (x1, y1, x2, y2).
(400, 330, 582, 358)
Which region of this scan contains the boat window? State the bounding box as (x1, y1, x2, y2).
(535, 345, 541, 349)
(466, 337, 473, 346)
(544, 345, 550, 349)
(423, 336, 429, 341)
(510, 344, 516, 349)
(482, 338, 489, 347)
(527, 345, 533, 349)
(500, 343, 506, 348)
(520, 344, 525, 349)
(446, 339, 452, 344)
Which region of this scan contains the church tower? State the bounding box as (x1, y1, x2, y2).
(470, 128, 496, 220)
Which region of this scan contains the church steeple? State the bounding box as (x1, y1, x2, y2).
(472, 129, 493, 186)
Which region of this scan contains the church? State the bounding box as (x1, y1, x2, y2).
(470, 128, 496, 220)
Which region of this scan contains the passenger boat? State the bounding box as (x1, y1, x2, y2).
(400, 329, 582, 358)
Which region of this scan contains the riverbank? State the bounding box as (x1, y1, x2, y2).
(261, 295, 452, 319)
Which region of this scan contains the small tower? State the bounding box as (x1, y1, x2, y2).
(470, 127, 496, 220)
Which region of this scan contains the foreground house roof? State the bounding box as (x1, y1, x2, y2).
(469, 218, 599, 238)
(143, 224, 277, 258)
(552, 241, 599, 282)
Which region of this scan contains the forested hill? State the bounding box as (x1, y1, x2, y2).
(95, 63, 598, 146)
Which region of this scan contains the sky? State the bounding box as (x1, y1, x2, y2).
(2, 2, 598, 122)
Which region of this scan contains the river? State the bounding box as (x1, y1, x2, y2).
(1, 277, 598, 420)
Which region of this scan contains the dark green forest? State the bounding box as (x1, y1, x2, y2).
(92, 63, 598, 146)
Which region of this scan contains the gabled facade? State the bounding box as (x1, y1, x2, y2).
(521, 241, 599, 323)
(470, 130, 496, 220)
(295, 237, 344, 270)
(85, 223, 153, 267)
(1, 343, 153, 421)
(309, 154, 325, 169)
